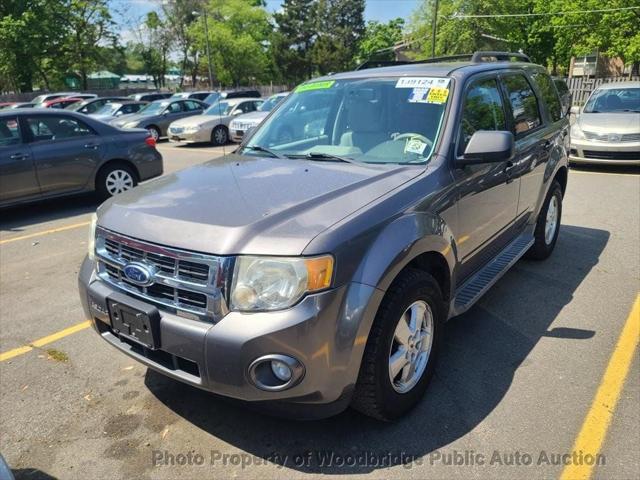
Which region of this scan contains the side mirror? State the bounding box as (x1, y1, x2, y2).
(570, 105, 580, 116)
(459, 131, 514, 166)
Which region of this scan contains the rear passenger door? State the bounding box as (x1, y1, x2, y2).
(25, 114, 102, 194)
(0, 115, 40, 203)
(499, 72, 554, 218)
(453, 75, 520, 270)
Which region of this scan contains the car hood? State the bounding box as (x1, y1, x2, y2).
(577, 112, 640, 133)
(97, 154, 420, 256)
(231, 111, 269, 124)
(171, 115, 226, 128)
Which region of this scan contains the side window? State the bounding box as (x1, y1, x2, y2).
(26, 116, 95, 142)
(502, 74, 542, 136)
(0, 117, 21, 147)
(184, 100, 202, 112)
(531, 72, 562, 122)
(167, 102, 183, 113)
(458, 78, 506, 155)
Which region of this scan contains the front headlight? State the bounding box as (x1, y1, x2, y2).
(87, 213, 97, 260)
(230, 255, 334, 311)
(571, 123, 585, 140)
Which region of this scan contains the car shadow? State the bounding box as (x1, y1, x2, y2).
(145, 224, 608, 474)
(0, 193, 99, 234)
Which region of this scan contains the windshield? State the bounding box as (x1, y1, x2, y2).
(584, 87, 640, 113)
(259, 94, 286, 112)
(94, 103, 120, 116)
(244, 77, 451, 164)
(204, 101, 233, 116)
(204, 93, 220, 104)
(138, 101, 169, 115)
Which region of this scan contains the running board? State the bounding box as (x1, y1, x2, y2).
(451, 233, 534, 317)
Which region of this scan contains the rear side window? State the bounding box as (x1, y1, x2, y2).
(0, 117, 21, 147)
(26, 116, 95, 142)
(458, 78, 506, 155)
(502, 74, 542, 136)
(531, 72, 562, 122)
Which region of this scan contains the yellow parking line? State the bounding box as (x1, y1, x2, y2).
(0, 320, 91, 362)
(0, 221, 90, 245)
(560, 295, 640, 480)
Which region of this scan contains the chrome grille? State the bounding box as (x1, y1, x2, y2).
(583, 131, 640, 143)
(95, 228, 230, 321)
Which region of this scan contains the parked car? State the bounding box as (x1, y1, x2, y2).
(129, 92, 172, 102)
(79, 51, 569, 420)
(6, 102, 37, 109)
(112, 98, 208, 141)
(170, 91, 217, 103)
(91, 101, 148, 122)
(66, 97, 131, 115)
(0, 109, 162, 207)
(569, 81, 640, 165)
(229, 91, 290, 142)
(41, 97, 84, 109)
(202, 89, 262, 106)
(31, 92, 83, 104)
(168, 98, 264, 145)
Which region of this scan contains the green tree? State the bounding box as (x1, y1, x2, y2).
(312, 0, 365, 74)
(190, 0, 271, 86)
(356, 18, 405, 64)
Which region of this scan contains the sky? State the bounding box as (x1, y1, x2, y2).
(115, 0, 421, 31)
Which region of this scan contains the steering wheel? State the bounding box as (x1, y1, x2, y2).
(392, 132, 433, 151)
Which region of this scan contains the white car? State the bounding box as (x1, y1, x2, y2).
(570, 81, 640, 165)
(167, 98, 263, 145)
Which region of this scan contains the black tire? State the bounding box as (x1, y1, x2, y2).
(95, 162, 138, 201)
(525, 180, 563, 260)
(146, 126, 161, 142)
(211, 125, 228, 146)
(351, 268, 445, 421)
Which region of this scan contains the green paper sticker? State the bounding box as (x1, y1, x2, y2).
(295, 80, 335, 93)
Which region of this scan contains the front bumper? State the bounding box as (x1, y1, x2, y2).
(78, 256, 380, 415)
(168, 128, 211, 143)
(569, 138, 640, 165)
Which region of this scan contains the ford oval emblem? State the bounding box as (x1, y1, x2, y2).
(122, 262, 156, 287)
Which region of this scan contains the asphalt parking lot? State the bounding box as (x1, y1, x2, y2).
(1, 142, 638, 480)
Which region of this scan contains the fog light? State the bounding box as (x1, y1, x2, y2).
(271, 360, 292, 382)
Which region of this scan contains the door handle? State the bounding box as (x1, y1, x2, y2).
(84, 143, 99, 149)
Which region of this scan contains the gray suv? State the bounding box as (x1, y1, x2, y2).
(78, 51, 569, 420)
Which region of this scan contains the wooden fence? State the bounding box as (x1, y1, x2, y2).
(565, 76, 640, 105)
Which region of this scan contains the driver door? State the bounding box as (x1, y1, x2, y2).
(452, 75, 520, 279)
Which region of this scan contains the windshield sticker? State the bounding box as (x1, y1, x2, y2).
(295, 80, 335, 93)
(396, 77, 450, 89)
(404, 137, 428, 155)
(426, 86, 450, 104)
(408, 87, 430, 103)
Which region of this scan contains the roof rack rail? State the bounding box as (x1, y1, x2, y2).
(355, 51, 531, 70)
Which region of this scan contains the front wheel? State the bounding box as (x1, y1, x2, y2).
(211, 125, 228, 146)
(351, 269, 445, 421)
(525, 180, 563, 260)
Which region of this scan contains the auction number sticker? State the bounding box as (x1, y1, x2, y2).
(395, 77, 450, 89)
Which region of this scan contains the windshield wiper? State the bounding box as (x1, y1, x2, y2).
(242, 145, 288, 159)
(303, 152, 359, 164)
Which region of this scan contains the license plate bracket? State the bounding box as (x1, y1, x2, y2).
(108, 297, 160, 349)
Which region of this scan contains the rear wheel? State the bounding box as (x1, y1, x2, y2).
(351, 269, 445, 421)
(211, 125, 228, 146)
(526, 180, 563, 260)
(96, 163, 137, 200)
(146, 126, 160, 142)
